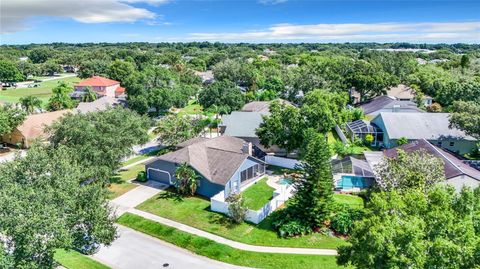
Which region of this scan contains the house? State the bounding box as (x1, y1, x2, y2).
(75, 96, 123, 114)
(386, 84, 433, 106)
(1, 110, 70, 148)
(365, 139, 480, 192)
(194, 70, 214, 85)
(71, 76, 125, 100)
(358, 96, 423, 116)
(371, 112, 477, 155)
(145, 136, 267, 198)
(220, 101, 293, 156)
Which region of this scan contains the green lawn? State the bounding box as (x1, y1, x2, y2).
(108, 164, 144, 199)
(0, 76, 80, 105)
(54, 249, 110, 269)
(118, 213, 346, 269)
(242, 177, 275, 210)
(136, 189, 347, 249)
(178, 100, 203, 116)
(333, 194, 364, 209)
(267, 165, 298, 176)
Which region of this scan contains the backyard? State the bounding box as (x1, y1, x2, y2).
(136, 188, 349, 249)
(0, 75, 80, 105)
(242, 177, 275, 210)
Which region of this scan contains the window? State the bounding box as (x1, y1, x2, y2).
(241, 170, 247, 182)
(437, 141, 442, 146)
(449, 141, 455, 147)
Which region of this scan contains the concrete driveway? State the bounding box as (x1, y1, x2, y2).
(110, 181, 167, 216)
(93, 225, 250, 269)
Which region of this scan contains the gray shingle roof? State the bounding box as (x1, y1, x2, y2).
(359, 96, 422, 115)
(75, 96, 122, 114)
(220, 111, 265, 138)
(241, 101, 272, 113)
(155, 136, 264, 186)
(374, 112, 475, 141)
(383, 139, 480, 181)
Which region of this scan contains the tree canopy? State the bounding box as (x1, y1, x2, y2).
(47, 107, 150, 183)
(0, 104, 26, 136)
(0, 145, 116, 268)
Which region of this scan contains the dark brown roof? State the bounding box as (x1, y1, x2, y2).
(359, 96, 422, 115)
(383, 139, 480, 181)
(156, 136, 264, 186)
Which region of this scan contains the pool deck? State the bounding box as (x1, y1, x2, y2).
(265, 170, 284, 189)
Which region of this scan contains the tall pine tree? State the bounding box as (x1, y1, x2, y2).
(291, 129, 334, 227)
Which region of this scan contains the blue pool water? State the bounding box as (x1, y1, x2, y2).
(278, 178, 293, 185)
(336, 175, 369, 190)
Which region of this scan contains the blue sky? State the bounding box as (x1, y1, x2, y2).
(1, 0, 479, 44)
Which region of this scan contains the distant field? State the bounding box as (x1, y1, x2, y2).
(0, 75, 80, 105)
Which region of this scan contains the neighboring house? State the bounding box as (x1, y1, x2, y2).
(1, 110, 69, 148)
(358, 95, 423, 116)
(75, 96, 123, 114)
(219, 100, 292, 156)
(145, 136, 266, 198)
(371, 112, 477, 155)
(386, 84, 433, 107)
(219, 110, 285, 156)
(194, 70, 214, 85)
(71, 76, 125, 100)
(365, 139, 480, 192)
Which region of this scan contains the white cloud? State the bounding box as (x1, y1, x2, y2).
(188, 22, 480, 43)
(0, 0, 167, 34)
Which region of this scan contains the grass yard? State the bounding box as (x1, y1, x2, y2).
(108, 164, 145, 199)
(136, 189, 347, 249)
(54, 249, 110, 269)
(267, 165, 299, 176)
(118, 213, 346, 269)
(242, 177, 275, 210)
(0, 76, 80, 105)
(178, 100, 203, 116)
(333, 194, 364, 209)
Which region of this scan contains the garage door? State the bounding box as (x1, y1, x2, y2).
(147, 168, 171, 185)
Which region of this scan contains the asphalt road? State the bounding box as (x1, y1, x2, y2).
(92, 225, 251, 269)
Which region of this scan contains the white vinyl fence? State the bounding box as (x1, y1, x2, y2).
(210, 185, 294, 224)
(264, 155, 300, 169)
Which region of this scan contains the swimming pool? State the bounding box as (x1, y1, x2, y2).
(278, 178, 293, 185)
(336, 175, 370, 190)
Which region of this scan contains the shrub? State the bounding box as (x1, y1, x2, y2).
(331, 207, 364, 236)
(427, 102, 442, 112)
(270, 208, 313, 238)
(397, 137, 409, 146)
(226, 193, 247, 224)
(136, 171, 147, 182)
(364, 134, 374, 145)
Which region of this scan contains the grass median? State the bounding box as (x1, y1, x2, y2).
(54, 249, 110, 269)
(117, 213, 346, 269)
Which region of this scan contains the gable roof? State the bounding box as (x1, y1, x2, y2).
(221, 111, 265, 138)
(373, 112, 476, 141)
(76, 76, 119, 87)
(241, 101, 272, 113)
(383, 139, 480, 181)
(153, 136, 264, 186)
(16, 110, 70, 140)
(359, 96, 422, 115)
(75, 96, 122, 114)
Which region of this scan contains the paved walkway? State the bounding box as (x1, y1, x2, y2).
(93, 225, 249, 269)
(128, 208, 338, 256)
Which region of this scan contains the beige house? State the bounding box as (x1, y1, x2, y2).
(1, 110, 70, 148)
(387, 84, 433, 106)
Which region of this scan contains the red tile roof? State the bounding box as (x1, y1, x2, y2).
(76, 76, 120, 87)
(115, 86, 125, 96)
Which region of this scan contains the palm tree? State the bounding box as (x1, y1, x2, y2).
(19, 95, 42, 114)
(174, 163, 198, 196)
(82, 86, 97, 102)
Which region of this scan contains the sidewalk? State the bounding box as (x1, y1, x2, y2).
(128, 208, 338, 256)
